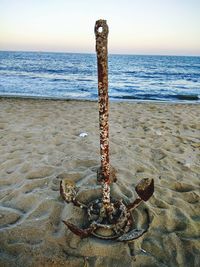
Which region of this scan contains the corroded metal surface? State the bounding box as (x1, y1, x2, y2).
(97, 165, 117, 184)
(60, 20, 155, 242)
(60, 179, 77, 203)
(60, 177, 154, 240)
(127, 178, 154, 210)
(87, 198, 133, 239)
(60, 179, 87, 209)
(117, 209, 150, 242)
(135, 178, 154, 202)
(95, 19, 110, 207)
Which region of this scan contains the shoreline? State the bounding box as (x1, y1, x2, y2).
(0, 98, 199, 267)
(0, 95, 199, 105)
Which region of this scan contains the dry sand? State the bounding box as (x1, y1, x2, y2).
(0, 97, 200, 267)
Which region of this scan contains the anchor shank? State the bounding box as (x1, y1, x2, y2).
(95, 20, 110, 206)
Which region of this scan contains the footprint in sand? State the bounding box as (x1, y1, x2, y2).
(0, 206, 22, 228)
(26, 166, 54, 179)
(173, 181, 196, 192)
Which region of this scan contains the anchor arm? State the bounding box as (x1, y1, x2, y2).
(62, 220, 96, 238)
(126, 197, 143, 211)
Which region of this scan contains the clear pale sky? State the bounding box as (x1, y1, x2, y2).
(0, 0, 200, 55)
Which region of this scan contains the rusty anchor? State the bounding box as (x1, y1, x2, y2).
(60, 19, 154, 241)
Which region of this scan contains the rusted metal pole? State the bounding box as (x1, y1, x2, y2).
(94, 20, 110, 207)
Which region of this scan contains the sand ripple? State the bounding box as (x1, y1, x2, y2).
(0, 98, 200, 267)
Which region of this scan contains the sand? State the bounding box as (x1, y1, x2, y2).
(0, 97, 200, 267)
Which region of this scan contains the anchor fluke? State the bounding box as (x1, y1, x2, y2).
(135, 178, 154, 201)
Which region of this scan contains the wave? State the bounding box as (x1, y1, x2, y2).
(76, 78, 93, 82)
(51, 78, 69, 82)
(1, 52, 200, 103)
(123, 71, 200, 79)
(174, 94, 199, 100)
(112, 94, 199, 101)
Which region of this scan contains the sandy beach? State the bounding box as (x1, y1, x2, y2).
(0, 97, 199, 267)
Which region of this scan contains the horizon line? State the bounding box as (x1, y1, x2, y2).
(0, 49, 200, 57)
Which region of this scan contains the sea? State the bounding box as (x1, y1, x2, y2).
(0, 51, 200, 103)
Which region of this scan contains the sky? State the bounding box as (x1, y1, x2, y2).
(0, 0, 200, 56)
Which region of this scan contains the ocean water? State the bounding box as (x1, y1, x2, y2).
(0, 51, 200, 102)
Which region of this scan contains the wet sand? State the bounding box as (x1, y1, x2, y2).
(0, 98, 200, 267)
